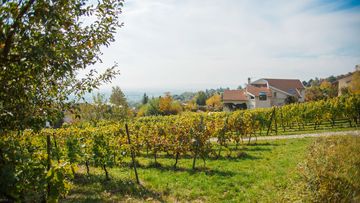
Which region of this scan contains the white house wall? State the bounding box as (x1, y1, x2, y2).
(248, 99, 255, 109)
(270, 88, 288, 106)
(254, 97, 271, 108)
(298, 89, 305, 102)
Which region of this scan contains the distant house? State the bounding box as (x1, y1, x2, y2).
(336, 74, 353, 96)
(335, 65, 359, 96)
(223, 78, 305, 110)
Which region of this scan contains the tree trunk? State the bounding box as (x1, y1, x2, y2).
(71, 165, 75, 176)
(154, 151, 157, 165)
(103, 164, 109, 180)
(192, 152, 197, 170)
(248, 133, 252, 145)
(202, 156, 206, 168)
(52, 133, 60, 163)
(173, 152, 180, 169)
(218, 145, 222, 158)
(85, 160, 90, 176)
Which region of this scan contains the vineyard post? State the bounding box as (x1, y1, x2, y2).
(46, 133, 52, 200)
(52, 133, 60, 163)
(266, 108, 275, 136)
(125, 124, 140, 184)
(279, 108, 286, 132)
(191, 129, 198, 170)
(274, 108, 278, 135)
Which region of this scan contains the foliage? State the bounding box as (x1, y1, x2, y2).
(304, 77, 338, 101)
(172, 92, 197, 102)
(0, 131, 73, 202)
(296, 136, 360, 202)
(77, 93, 111, 123)
(109, 86, 129, 120)
(0, 0, 123, 131)
(159, 93, 173, 115)
(284, 95, 298, 104)
(0, 1, 123, 201)
(184, 100, 198, 112)
(319, 80, 337, 98)
(142, 93, 149, 105)
(206, 93, 223, 111)
(195, 91, 207, 106)
(110, 86, 128, 108)
(1, 94, 360, 201)
(145, 98, 162, 116)
(138, 94, 183, 116)
(305, 86, 325, 101)
(46, 162, 74, 202)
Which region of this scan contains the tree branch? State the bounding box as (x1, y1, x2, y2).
(2, 0, 36, 59)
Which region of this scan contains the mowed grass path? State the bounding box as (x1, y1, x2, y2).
(62, 138, 313, 202)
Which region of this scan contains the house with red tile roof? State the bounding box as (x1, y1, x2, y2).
(223, 78, 305, 110)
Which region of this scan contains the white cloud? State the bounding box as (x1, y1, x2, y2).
(92, 0, 360, 92)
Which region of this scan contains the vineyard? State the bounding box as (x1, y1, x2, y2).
(0, 95, 359, 201)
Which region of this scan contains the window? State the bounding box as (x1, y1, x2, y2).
(250, 95, 255, 99)
(288, 88, 296, 95)
(273, 92, 277, 97)
(259, 92, 267, 101)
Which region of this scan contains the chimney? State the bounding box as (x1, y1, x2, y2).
(248, 77, 251, 85)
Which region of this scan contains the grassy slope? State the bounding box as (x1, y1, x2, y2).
(62, 138, 313, 202)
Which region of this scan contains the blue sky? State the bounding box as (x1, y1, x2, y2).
(87, 0, 360, 93)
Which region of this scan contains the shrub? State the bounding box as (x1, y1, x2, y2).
(297, 136, 360, 202)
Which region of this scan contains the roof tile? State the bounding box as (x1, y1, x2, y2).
(223, 90, 248, 101)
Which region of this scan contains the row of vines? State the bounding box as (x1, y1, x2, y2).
(0, 94, 359, 201)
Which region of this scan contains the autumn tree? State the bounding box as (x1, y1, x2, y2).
(159, 93, 182, 115)
(305, 86, 325, 101)
(184, 100, 198, 112)
(320, 80, 337, 98)
(159, 93, 172, 114)
(206, 93, 222, 111)
(0, 0, 123, 131)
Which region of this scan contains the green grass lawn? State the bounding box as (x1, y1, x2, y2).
(57, 120, 359, 202)
(62, 138, 313, 202)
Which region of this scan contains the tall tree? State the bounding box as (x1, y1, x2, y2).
(110, 86, 128, 108)
(109, 86, 129, 120)
(142, 93, 149, 105)
(195, 91, 207, 106)
(206, 93, 222, 110)
(0, 0, 123, 131)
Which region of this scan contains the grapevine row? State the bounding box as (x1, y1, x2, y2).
(0, 94, 359, 201)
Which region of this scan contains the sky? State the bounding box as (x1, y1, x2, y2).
(90, 0, 360, 93)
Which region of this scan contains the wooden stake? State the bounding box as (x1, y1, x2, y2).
(266, 108, 276, 136)
(46, 133, 51, 199)
(125, 124, 140, 184)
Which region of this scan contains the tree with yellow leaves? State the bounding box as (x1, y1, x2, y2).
(319, 80, 337, 98)
(159, 93, 183, 115)
(206, 94, 223, 111)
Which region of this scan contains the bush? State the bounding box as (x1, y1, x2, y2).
(297, 136, 360, 202)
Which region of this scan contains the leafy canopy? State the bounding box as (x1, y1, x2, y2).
(0, 0, 123, 131)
